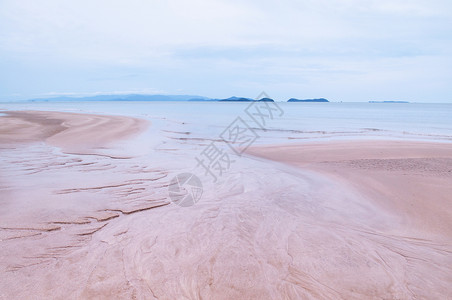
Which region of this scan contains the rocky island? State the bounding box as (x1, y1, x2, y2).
(218, 96, 274, 102)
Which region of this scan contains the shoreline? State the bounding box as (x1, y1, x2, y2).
(0, 110, 148, 154)
(1, 110, 451, 298)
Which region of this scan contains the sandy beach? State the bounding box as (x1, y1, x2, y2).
(0, 110, 147, 154)
(248, 141, 452, 239)
(1, 110, 451, 299)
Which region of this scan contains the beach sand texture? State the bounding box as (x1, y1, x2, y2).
(1, 110, 451, 299)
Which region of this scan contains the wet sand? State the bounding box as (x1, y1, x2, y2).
(0, 110, 147, 154)
(1, 111, 451, 299)
(247, 141, 452, 239)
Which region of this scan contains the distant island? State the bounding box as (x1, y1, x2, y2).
(218, 96, 274, 102)
(26, 94, 327, 103)
(28, 94, 278, 103)
(369, 101, 409, 103)
(29, 94, 211, 102)
(287, 98, 329, 103)
(218, 97, 254, 102)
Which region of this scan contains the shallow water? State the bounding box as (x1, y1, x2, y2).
(1, 101, 452, 144)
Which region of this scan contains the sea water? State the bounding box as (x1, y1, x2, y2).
(1, 101, 451, 144)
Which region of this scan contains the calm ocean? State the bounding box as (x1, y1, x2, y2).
(1, 101, 451, 144)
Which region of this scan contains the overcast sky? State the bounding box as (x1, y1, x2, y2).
(1, 0, 451, 102)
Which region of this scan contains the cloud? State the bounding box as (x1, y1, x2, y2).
(0, 0, 451, 101)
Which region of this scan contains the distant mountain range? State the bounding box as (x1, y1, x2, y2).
(28, 94, 211, 102)
(27, 94, 331, 103)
